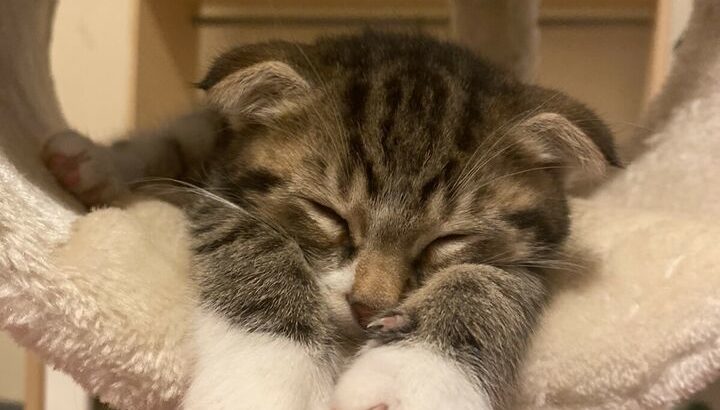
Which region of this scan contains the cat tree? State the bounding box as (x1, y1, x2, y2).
(1, 0, 720, 408)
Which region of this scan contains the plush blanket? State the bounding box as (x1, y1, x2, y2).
(0, 0, 719, 409)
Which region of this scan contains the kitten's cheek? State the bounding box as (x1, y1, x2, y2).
(331, 344, 492, 410)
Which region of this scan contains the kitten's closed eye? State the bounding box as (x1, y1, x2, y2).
(421, 234, 473, 260)
(412, 234, 476, 284)
(300, 198, 351, 245)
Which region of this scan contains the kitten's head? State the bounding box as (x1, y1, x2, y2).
(195, 32, 619, 330)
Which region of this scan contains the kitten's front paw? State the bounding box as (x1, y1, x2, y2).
(331, 344, 491, 410)
(366, 311, 410, 334)
(42, 130, 125, 206)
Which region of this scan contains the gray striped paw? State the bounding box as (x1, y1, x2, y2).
(42, 130, 125, 206)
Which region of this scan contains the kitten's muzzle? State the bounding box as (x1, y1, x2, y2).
(348, 299, 377, 328)
(347, 250, 409, 328)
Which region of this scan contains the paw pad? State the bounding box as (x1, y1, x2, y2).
(366, 312, 408, 333)
(42, 130, 123, 206)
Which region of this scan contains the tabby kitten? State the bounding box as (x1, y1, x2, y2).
(44, 32, 618, 409)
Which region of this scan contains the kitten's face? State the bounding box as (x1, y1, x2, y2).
(194, 33, 618, 330)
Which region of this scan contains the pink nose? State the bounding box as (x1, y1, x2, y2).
(350, 301, 377, 328)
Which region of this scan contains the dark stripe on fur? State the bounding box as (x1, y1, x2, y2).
(234, 169, 283, 194)
(507, 207, 568, 246)
(454, 77, 480, 153)
(380, 76, 402, 156)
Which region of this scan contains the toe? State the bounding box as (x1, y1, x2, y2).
(366, 313, 408, 332)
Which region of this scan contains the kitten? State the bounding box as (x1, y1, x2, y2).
(44, 32, 619, 409)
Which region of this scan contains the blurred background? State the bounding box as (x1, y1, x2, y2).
(0, 0, 699, 409)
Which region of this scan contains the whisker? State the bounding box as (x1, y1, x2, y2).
(130, 177, 294, 241)
(479, 249, 518, 266)
(130, 177, 240, 210)
(480, 165, 573, 191)
(450, 92, 565, 198)
(293, 44, 351, 173)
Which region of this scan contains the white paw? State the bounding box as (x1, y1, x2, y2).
(184, 309, 335, 410)
(331, 344, 491, 410)
(42, 130, 125, 206)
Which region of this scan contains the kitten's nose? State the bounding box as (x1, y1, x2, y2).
(349, 300, 377, 328)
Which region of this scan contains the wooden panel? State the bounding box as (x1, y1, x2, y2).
(24, 351, 43, 410)
(202, 0, 654, 18)
(537, 23, 651, 150)
(645, 0, 670, 102)
(205, 0, 448, 10)
(543, 0, 654, 13)
(134, 0, 200, 128)
(0, 333, 24, 404)
(205, 0, 653, 11)
(542, 0, 655, 24)
(198, 1, 656, 29)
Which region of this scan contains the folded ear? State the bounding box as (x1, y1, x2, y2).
(513, 112, 614, 177)
(203, 60, 310, 125)
(512, 88, 621, 181)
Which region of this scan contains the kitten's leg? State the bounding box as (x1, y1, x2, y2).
(42, 109, 223, 205)
(332, 264, 546, 410)
(185, 309, 337, 410)
(184, 211, 344, 409)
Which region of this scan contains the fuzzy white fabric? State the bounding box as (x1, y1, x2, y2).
(1, 0, 720, 409)
(516, 201, 720, 409)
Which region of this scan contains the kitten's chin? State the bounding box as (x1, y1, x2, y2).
(326, 288, 367, 345)
(317, 262, 367, 342)
(337, 317, 367, 345)
(326, 300, 367, 358)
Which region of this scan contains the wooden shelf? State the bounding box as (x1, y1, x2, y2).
(197, 0, 655, 28)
